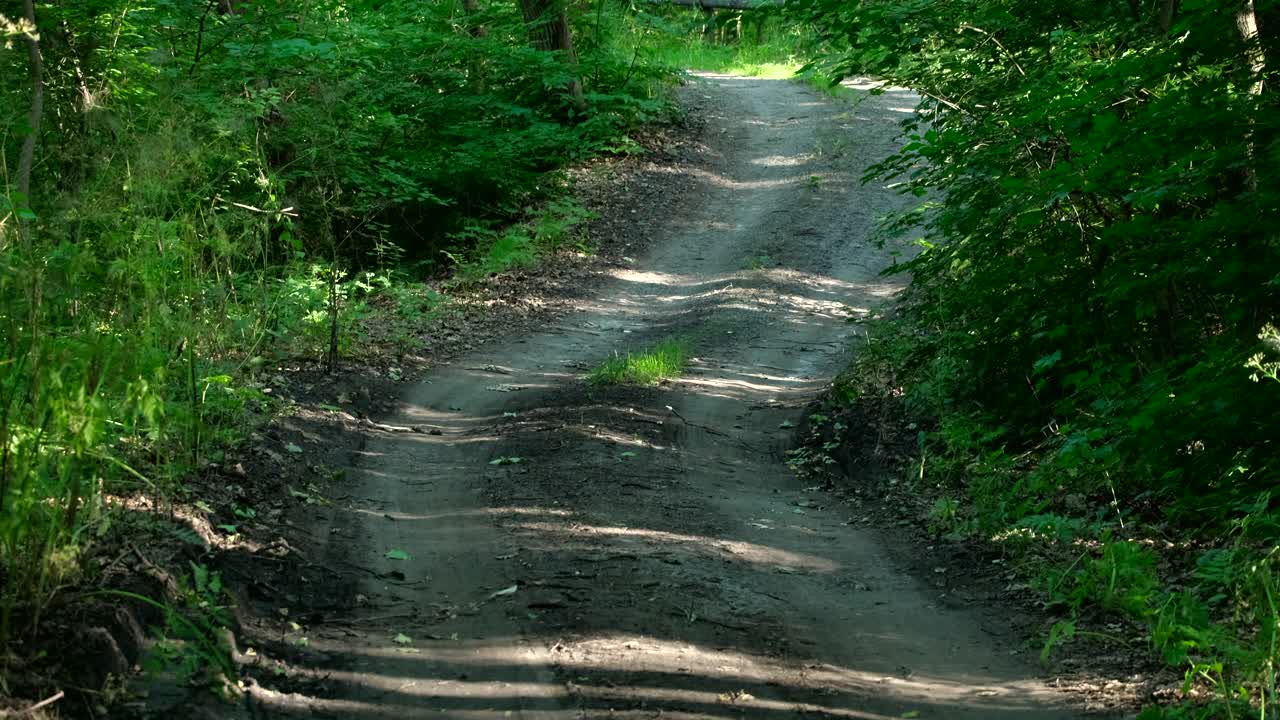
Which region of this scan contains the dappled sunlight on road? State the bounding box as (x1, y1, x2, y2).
(511, 520, 840, 572)
(752, 153, 816, 167)
(238, 73, 1081, 720)
(679, 373, 827, 400)
(673, 165, 831, 190)
(352, 506, 574, 522)
(252, 632, 1071, 719)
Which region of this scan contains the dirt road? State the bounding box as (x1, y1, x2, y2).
(249, 75, 1088, 719)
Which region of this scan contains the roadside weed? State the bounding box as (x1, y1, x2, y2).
(590, 339, 691, 386)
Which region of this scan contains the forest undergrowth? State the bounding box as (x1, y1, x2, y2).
(786, 1, 1280, 717)
(0, 0, 803, 711)
(14, 0, 1280, 717)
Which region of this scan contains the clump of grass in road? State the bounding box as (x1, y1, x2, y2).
(590, 339, 691, 386)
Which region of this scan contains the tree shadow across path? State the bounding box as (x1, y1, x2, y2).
(227, 73, 1105, 719)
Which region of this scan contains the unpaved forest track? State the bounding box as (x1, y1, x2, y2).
(248, 75, 1089, 719)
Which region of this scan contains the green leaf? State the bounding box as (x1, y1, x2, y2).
(1032, 351, 1061, 375)
(385, 549, 411, 561)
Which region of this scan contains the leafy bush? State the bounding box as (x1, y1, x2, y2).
(0, 0, 684, 657)
(795, 0, 1280, 712)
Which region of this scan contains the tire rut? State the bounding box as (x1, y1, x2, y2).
(246, 74, 1094, 720)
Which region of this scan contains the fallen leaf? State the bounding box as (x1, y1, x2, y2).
(285, 443, 304, 454)
(386, 549, 411, 561)
(393, 633, 413, 645)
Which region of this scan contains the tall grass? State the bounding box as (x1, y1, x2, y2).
(590, 339, 692, 385)
(617, 9, 813, 79)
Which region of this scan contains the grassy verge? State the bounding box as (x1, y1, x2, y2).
(590, 339, 691, 386)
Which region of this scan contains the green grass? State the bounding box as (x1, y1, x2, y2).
(589, 339, 692, 386)
(643, 33, 806, 79)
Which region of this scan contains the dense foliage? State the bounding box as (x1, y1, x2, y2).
(20, 0, 1280, 713)
(0, 0, 693, 653)
(795, 0, 1280, 714)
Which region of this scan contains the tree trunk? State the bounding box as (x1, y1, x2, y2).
(16, 0, 44, 235)
(464, 0, 488, 37)
(463, 0, 489, 93)
(517, 0, 585, 112)
(1237, 0, 1266, 95)
(1236, 0, 1266, 190)
(1159, 0, 1180, 32)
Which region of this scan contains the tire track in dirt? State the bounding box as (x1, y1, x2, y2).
(246, 74, 1096, 719)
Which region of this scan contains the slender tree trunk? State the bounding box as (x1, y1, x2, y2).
(326, 264, 339, 373)
(1237, 0, 1266, 96)
(464, 0, 489, 37)
(1159, 0, 1180, 32)
(16, 0, 44, 235)
(1236, 0, 1266, 190)
(518, 0, 586, 112)
(463, 0, 489, 93)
